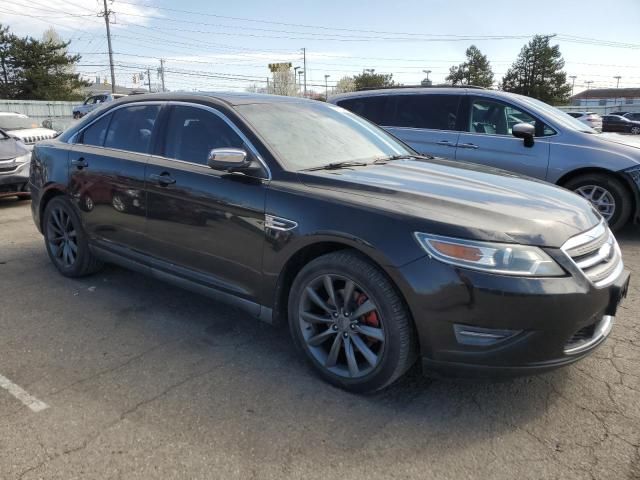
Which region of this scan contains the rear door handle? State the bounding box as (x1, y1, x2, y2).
(458, 143, 479, 149)
(149, 172, 176, 186)
(71, 157, 88, 169)
(436, 140, 455, 147)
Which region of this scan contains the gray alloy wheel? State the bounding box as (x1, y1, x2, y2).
(46, 204, 79, 269)
(631, 126, 640, 135)
(298, 273, 386, 379)
(574, 185, 616, 222)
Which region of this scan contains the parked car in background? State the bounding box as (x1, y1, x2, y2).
(0, 128, 31, 199)
(73, 93, 127, 119)
(610, 111, 629, 116)
(0, 112, 58, 150)
(330, 87, 640, 230)
(566, 111, 603, 131)
(602, 115, 640, 135)
(29, 93, 629, 392)
(623, 112, 640, 122)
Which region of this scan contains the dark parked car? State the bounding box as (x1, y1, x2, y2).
(0, 128, 31, 198)
(602, 115, 640, 134)
(29, 93, 630, 392)
(623, 112, 640, 122)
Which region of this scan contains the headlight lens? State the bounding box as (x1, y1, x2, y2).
(15, 152, 31, 164)
(414, 233, 565, 277)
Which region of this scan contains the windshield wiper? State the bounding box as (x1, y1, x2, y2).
(372, 153, 434, 164)
(304, 160, 369, 171)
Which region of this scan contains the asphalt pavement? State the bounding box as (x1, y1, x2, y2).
(1, 197, 639, 480)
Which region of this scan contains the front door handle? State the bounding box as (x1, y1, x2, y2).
(71, 157, 88, 169)
(458, 143, 479, 149)
(436, 140, 455, 147)
(149, 172, 176, 186)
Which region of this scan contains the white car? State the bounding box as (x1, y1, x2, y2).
(566, 111, 603, 132)
(0, 112, 58, 150)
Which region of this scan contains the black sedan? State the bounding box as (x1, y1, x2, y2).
(602, 114, 640, 134)
(29, 93, 629, 392)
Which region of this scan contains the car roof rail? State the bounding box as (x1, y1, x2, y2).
(356, 84, 488, 91)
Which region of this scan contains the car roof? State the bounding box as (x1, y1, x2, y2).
(0, 111, 28, 118)
(329, 86, 499, 102)
(112, 91, 321, 108)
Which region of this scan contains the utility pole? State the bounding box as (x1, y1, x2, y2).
(159, 59, 166, 92)
(324, 74, 330, 100)
(614, 75, 621, 88)
(294, 66, 300, 90)
(569, 75, 577, 97)
(298, 70, 304, 95)
(584, 80, 593, 108)
(147, 67, 151, 92)
(302, 48, 307, 97)
(101, 0, 116, 93)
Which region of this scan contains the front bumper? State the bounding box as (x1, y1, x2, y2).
(389, 255, 630, 378)
(0, 161, 30, 197)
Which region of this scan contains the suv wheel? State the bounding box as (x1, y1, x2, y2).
(288, 250, 416, 393)
(564, 173, 631, 231)
(43, 196, 103, 277)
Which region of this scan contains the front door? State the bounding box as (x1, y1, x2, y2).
(454, 97, 551, 180)
(144, 104, 268, 303)
(68, 103, 162, 252)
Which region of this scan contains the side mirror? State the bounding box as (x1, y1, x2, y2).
(207, 148, 251, 172)
(512, 123, 535, 148)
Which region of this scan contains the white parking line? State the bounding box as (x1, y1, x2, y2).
(0, 374, 49, 412)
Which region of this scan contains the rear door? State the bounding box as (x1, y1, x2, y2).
(453, 96, 551, 180)
(144, 103, 268, 304)
(384, 94, 462, 158)
(68, 103, 162, 252)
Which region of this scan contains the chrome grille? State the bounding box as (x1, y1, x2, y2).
(562, 221, 623, 288)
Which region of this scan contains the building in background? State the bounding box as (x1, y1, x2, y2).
(569, 88, 640, 113)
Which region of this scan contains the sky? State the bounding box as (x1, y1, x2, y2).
(1, 0, 639, 95)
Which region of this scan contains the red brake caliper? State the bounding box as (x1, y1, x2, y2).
(355, 293, 379, 327)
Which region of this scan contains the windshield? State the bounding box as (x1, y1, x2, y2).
(236, 101, 412, 170)
(515, 95, 598, 134)
(0, 115, 39, 131)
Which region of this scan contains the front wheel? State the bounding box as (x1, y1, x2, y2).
(288, 250, 416, 393)
(564, 173, 632, 231)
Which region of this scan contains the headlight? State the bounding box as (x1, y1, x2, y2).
(414, 233, 565, 277)
(15, 152, 31, 163)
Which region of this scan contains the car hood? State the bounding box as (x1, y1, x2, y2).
(0, 137, 29, 161)
(7, 128, 58, 148)
(298, 158, 600, 248)
(595, 132, 640, 151)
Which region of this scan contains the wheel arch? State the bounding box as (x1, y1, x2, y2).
(556, 167, 638, 222)
(38, 187, 66, 232)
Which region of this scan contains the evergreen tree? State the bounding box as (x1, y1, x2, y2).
(446, 45, 494, 88)
(501, 35, 571, 105)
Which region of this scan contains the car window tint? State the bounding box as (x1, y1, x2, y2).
(164, 106, 244, 165)
(336, 97, 389, 124)
(470, 99, 542, 136)
(391, 94, 460, 130)
(80, 113, 112, 146)
(104, 105, 160, 154)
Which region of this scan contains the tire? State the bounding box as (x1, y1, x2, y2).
(631, 126, 640, 135)
(564, 173, 632, 231)
(288, 250, 416, 393)
(43, 196, 103, 277)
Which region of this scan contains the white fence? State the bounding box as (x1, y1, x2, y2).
(0, 99, 76, 127)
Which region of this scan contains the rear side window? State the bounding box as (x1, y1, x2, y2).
(163, 105, 244, 165)
(390, 94, 461, 130)
(80, 114, 112, 146)
(336, 96, 390, 124)
(104, 104, 160, 154)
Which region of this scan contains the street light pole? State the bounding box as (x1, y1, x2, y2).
(298, 70, 304, 95)
(614, 76, 622, 110)
(324, 74, 330, 100)
(294, 66, 300, 90)
(584, 80, 593, 108)
(423, 69, 431, 81)
(302, 48, 307, 97)
(101, 0, 116, 93)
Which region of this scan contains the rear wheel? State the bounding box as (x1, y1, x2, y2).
(43, 196, 103, 277)
(564, 173, 632, 231)
(631, 126, 640, 135)
(288, 250, 416, 393)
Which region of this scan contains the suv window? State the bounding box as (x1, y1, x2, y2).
(336, 97, 390, 124)
(164, 106, 244, 165)
(390, 94, 461, 130)
(80, 113, 112, 146)
(470, 98, 554, 136)
(104, 104, 160, 154)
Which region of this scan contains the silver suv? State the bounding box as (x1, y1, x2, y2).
(330, 87, 640, 230)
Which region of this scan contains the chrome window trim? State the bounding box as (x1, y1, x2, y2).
(69, 100, 271, 181)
